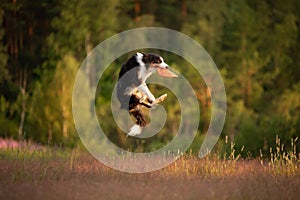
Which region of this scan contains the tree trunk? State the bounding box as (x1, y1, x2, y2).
(48, 123, 53, 144)
(18, 69, 27, 140)
(85, 32, 96, 87)
(61, 82, 68, 138)
(62, 104, 68, 138)
(134, 0, 141, 22)
(181, 0, 187, 18)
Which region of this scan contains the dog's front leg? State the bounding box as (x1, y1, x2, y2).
(138, 83, 155, 103)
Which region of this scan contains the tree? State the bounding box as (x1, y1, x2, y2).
(0, 6, 8, 82)
(28, 54, 78, 145)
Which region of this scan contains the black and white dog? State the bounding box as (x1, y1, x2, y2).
(117, 52, 177, 137)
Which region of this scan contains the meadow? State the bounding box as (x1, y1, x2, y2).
(0, 138, 299, 200)
(1, 1, 300, 199)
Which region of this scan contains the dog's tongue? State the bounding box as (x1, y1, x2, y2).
(157, 68, 178, 78)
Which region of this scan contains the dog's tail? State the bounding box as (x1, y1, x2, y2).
(128, 108, 147, 137)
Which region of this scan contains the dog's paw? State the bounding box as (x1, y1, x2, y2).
(148, 94, 156, 103)
(127, 125, 142, 137)
(154, 94, 168, 104)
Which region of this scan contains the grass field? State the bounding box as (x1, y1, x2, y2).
(0, 140, 299, 200)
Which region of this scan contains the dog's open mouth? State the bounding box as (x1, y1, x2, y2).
(157, 68, 178, 78)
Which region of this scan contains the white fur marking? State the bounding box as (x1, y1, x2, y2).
(136, 52, 147, 81)
(124, 86, 137, 95)
(127, 124, 142, 136)
(143, 71, 153, 82)
(138, 65, 146, 80)
(138, 83, 155, 102)
(136, 52, 145, 67)
(159, 61, 168, 69)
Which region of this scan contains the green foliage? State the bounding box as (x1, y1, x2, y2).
(0, 7, 8, 82)
(0, 96, 17, 137)
(48, 0, 120, 61)
(28, 54, 78, 146)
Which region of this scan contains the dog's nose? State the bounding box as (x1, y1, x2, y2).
(165, 65, 169, 69)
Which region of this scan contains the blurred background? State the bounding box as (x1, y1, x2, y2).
(0, 0, 299, 156)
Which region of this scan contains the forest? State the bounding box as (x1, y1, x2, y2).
(0, 0, 300, 157)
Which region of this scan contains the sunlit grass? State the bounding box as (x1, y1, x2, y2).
(267, 136, 299, 175)
(0, 135, 298, 180)
(0, 136, 299, 199)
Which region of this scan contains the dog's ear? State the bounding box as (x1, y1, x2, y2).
(136, 52, 146, 60)
(140, 52, 149, 63)
(141, 52, 148, 59)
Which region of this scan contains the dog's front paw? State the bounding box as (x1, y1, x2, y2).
(148, 94, 156, 103)
(154, 94, 167, 104)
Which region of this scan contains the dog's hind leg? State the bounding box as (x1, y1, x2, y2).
(127, 108, 147, 137)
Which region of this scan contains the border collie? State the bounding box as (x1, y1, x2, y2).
(117, 52, 177, 137)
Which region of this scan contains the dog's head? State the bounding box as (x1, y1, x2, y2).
(136, 52, 178, 78)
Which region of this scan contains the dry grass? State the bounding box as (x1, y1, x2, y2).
(0, 143, 299, 200)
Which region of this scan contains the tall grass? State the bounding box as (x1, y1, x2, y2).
(0, 136, 299, 200)
(267, 135, 299, 175)
(0, 135, 299, 183)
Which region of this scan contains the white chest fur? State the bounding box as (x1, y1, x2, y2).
(136, 52, 156, 83)
(138, 65, 156, 83)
